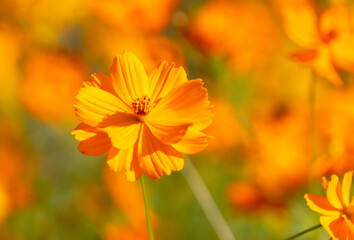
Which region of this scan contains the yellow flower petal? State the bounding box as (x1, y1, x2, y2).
(320, 215, 354, 240)
(172, 127, 209, 154)
(150, 79, 213, 130)
(146, 121, 192, 145)
(283, 4, 320, 48)
(71, 123, 97, 141)
(313, 46, 342, 86)
(320, 6, 350, 37)
(106, 123, 142, 149)
(74, 86, 129, 126)
(84, 72, 111, 90)
(327, 175, 345, 210)
(84, 72, 132, 112)
(148, 61, 188, 102)
(110, 51, 149, 103)
(139, 125, 184, 179)
(107, 146, 143, 182)
(332, 35, 354, 72)
(72, 123, 111, 156)
(320, 215, 341, 240)
(342, 171, 353, 208)
(78, 133, 111, 156)
(305, 193, 340, 215)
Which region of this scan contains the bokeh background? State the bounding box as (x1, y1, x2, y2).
(1, 0, 354, 239)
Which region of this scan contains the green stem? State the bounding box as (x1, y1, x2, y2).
(285, 224, 322, 240)
(182, 156, 236, 240)
(141, 175, 154, 240)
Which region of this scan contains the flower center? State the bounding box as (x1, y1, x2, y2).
(132, 96, 153, 115)
(321, 30, 338, 44)
(344, 206, 354, 221)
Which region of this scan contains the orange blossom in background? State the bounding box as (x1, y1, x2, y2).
(305, 171, 354, 240)
(284, 4, 354, 85)
(72, 51, 213, 181)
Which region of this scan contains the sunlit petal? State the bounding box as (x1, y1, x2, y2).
(110, 51, 149, 103)
(283, 4, 320, 48)
(172, 127, 209, 154)
(305, 193, 341, 215)
(139, 125, 184, 179)
(74, 86, 130, 126)
(148, 61, 188, 102)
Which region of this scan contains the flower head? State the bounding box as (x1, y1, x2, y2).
(284, 4, 354, 85)
(305, 171, 354, 240)
(72, 51, 212, 181)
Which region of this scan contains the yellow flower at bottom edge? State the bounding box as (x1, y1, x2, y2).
(305, 171, 354, 240)
(72, 51, 213, 181)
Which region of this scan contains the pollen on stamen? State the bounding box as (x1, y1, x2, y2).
(132, 96, 153, 115)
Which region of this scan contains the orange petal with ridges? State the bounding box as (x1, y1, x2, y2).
(74, 86, 129, 126)
(71, 123, 98, 141)
(172, 127, 209, 154)
(146, 120, 192, 145)
(327, 175, 344, 209)
(342, 171, 353, 207)
(78, 132, 111, 156)
(305, 193, 340, 215)
(110, 51, 149, 103)
(283, 4, 320, 48)
(148, 61, 188, 102)
(84, 73, 114, 93)
(107, 146, 143, 182)
(150, 79, 213, 130)
(139, 125, 184, 179)
(106, 123, 142, 149)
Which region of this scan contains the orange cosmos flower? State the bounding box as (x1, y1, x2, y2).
(305, 171, 354, 240)
(72, 51, 212, 181)
(284, 4, 354, 85)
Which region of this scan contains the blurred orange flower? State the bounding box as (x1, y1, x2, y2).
(312, 88, 354, 177)
(284, 4, 354, 85)
(186, 0, 279, 72)
(90, 0, 178, 33)
(72, 51, 212, 181)
(305, 171, 354, 240)
(20, 51, 87, 123)
(227, 181, 284, 212)
(204, 97, 248, 152)
(251, 104, 310, 198)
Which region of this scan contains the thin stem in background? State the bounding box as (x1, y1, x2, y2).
(141, 174, 155, 240)
(285, 224, 322, 240)
(182, 156, 236, 240)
